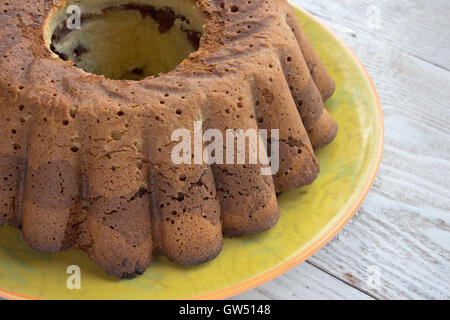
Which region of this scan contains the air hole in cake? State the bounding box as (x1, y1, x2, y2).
(44, 0, 205, 80)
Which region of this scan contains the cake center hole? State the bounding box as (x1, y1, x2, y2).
(46, 1, 204, 80)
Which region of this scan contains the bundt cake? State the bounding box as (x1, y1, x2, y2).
(0, 0, 337, 279)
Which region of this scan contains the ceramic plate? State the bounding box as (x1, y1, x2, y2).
(0, 6, 383, 300)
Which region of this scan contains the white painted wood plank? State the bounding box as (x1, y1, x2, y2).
(292, 0, 450, 69)
(240, 0, 450, 300)
(232, 262, 373, 300)
(308, 193, 450, 300)
(0, 0, 443, 301)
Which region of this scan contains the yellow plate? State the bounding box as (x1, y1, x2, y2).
(0, 6, 383, 300)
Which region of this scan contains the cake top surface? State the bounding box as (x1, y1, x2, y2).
(1, 0, 292, 115)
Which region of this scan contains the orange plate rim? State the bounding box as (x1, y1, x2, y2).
(0, 4, 384, 301)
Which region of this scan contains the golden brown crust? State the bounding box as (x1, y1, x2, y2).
(0, 0, 337, 278)
(283, 4, 336, 101)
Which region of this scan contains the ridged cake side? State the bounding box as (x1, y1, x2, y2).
(0, 0, 337, 278)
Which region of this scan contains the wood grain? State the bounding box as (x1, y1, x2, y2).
(0, 0, 446, 301)
(236, 0, 450, 300)
(295, 0, 450, 70)
(232, 262, 373, 300)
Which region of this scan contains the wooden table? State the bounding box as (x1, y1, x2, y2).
(235, 0, 450, 300)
